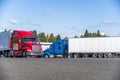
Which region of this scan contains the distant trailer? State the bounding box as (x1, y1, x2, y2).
(40, 42, 52, 51)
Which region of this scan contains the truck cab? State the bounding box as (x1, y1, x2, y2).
(42, 39, 68, 58)
(10, 30, 42, 57)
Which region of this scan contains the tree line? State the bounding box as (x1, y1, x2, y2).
(32, 30, 61, 42)
(80, 29, 107, 38)
(32, 29, 107, 42)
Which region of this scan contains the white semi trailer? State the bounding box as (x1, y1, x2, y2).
(43, 37, 120, 58)
(68, 37, 120, 58)
(0, 31, 11, 57)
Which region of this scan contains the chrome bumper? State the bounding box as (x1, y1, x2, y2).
(26, 52, 42, 56)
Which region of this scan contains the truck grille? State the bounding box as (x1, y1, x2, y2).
(32, 45, 40, 52)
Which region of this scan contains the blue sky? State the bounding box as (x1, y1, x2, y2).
(0, 0, 120, 37)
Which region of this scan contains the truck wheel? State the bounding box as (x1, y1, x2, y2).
(4, 53, 6, 57)
(62, 53, 68, 58)
(22, 51, 27, 58)
(4, 52, 8, 57)
(62, 54, 65, 58)
(79, 53, 83, 58)
(74, 54, 78, 58)
(7, 51, 12, 58)
(68, 54, 71, 58)
(108, 53, 112, 58)
(44, 54, 49, 58)
(70, 54, 74, 58)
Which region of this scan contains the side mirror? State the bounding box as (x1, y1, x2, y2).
(19, 40, 21, 44)
(19, 40, 24, 45)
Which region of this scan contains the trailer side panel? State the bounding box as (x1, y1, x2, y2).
(68, 37, 120, 53)
(0, 31, 11, 51)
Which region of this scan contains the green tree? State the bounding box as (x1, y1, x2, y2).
(84, 29, 89, 37)
(45, 34, 49, 42)
(32, 30, 37, 38)
(92, 33, 97, 37)
(55, 34, 61, 41)
(64, 36, 68, 40)
(48, 33, 55, 42)
(81, 29, 107, 38)
(38, 32, 46, 42)
(74, 35, 78, 38)
(80, 35, 83, 38)
(97, 30, 101, 37)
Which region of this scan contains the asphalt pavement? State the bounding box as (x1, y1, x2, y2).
(0, 57, 120, 80)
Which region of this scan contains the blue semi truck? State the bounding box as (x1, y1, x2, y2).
(42, 37, 120, 58)
(42, 39, 68, 58)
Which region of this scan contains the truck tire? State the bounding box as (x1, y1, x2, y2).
(98, 54, 104, 58)
(7, 51, 12, 58)
(70, 54, 74, 58)
(79, 53, 83, 58)
(74, 54, 78, 58)
(22, 51, 27, 58)
(4, 52, 8, 57)
(93, 54, 96, 58)
(108, 53, 112, 58)
(0, 54, 1, 57)
(62, 53, 68, 58)
(67, 54, 71, 58)
(44, 54, 49, 58)
(3, 52, 5, 57)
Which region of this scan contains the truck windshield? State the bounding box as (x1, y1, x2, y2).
(22, 37, 37, 42)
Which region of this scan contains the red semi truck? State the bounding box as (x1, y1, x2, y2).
(0, 30, 42, 57)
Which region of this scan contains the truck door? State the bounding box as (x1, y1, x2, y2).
(54, 41, 63, 55)
(12, 31, 20, 50)
(13, 36, 19, 50)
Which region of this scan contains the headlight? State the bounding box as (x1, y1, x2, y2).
(27, 49, 32, 52)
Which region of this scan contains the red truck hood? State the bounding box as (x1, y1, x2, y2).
(23, 42, 42, 52)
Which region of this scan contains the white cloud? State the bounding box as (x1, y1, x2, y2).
(9, 19, 18, 25)
(101, 20, 118, 24)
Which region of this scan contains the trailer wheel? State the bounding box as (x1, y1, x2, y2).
(93, 54, 97, 58)
(4, 52, 6, 57)
(108, 53, 112, 58)
(79, 53, 83, 58)
(74, 54, 78, 58)
(70, 54, 74, 58)
(103, 54, 107, 58)
(117, 54, 120, 58)
(22, 51, 27, 58)
(4, 52, 8, 57)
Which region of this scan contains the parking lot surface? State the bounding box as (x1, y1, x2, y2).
(0, 58, 120, 80)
